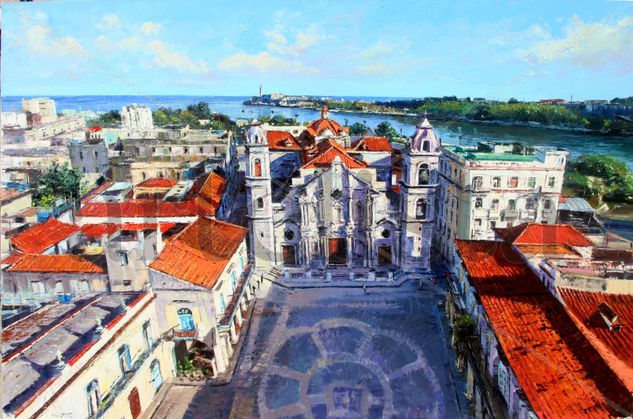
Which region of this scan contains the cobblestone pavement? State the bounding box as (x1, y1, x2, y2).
(151, 280, 465, 418)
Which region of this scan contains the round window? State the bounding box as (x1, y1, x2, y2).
(284, 230, 294, 240)
(381, 229, 390, 238)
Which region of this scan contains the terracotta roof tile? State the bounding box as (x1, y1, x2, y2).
(10, 219, 79, 254)
(351, 136, 393, 152)
(515, 244, 580, 256)
(6, 254, 104, 273)
(302, 139, 367, 170)
(456, 240, 633, 418)
(559, 288, 633, 392)
(496, 222, 593, 247)
(266, 131, 303, 151)
(136, 178, 178, 188)
(80, 223, 176, 237)
(81, 181, 114, 205)
(150, 217, 247, 288)
(186, 172, 226, 216)
(76, 200, 208, 218)
(1, 253, 27, 265)
(305, 117, 345, 137)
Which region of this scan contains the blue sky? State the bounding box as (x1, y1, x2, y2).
(2, 0, 632, 100)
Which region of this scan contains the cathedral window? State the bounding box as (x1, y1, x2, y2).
(256, 197, 264, 209)
(418, 164, 430, 185)
(254, 159, 262, 177)
(415, 199, 427, 220)
(382, 229, 390, 238)
(285, 230, 294, 240)
(423, 141, 430, 152)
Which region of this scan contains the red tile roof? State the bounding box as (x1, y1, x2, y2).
(266, 131, 303, 151)
(150, 217, 247, 288)
(80, 223, 176, 237)
(302, 139, 367, 170)
(456, 240, 633, 418)
(10, 219, 79, 254)
(76, 200, 208, 218)
(496, 222, 593, 247)
(305, 117, 346, 138)
(515, 244, 580, 257)
(1, 253, 27, 265)
(136, 178, 178, 188)
(559, 288, 633, 392)
(351, 136, 393, 152)
(186, 172, 226, 216)
(5, 254, 104, 273)
(81, 181, 114, 205)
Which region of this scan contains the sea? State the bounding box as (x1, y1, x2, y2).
(3, 95, 632, 237)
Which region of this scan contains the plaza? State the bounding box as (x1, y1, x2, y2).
(149, 278, 466, 418)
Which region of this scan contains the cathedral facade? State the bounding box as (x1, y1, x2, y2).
(245, 108, 440, 273)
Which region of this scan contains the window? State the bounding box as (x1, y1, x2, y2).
(526, 198, 535, 210)
(256, 197, 264, 209)
(55, 280, 64, 295)
(150, 360, 163, 392)
(490, 220, 496, 229)
(475, 218, 482, 227)
(118, 251, 129, 266)
(472, 176, 483, 190)
(548, 177, 556, 187)
(544, 199, 552, 210)
(492, 177, 501, 188)
(79, 151, 84, 160)
(418, 164, 430, 185)
(184, 147, 189, 154)
(381, 228, 390, 238)
(508, 199, 516, 210)
(355, 201, 364, 219)
(231, 271, 237, 290)
(142, 321, 153, 351)
(94, 151, 99, 159)
(415, 199, 427, 220)
(117, 344, 132, 374)
(199, 147, 204, 154)
(527, 177, 536, 188)
(284, 230, 294, 240)
(31, 281, 45, 295)
(422, 140, 431, 152)
(474, 197, 483, 208)
(491, 199, 500, 209)
(254, 158, 262, 177)
(219, 294, 226, 313)
(177, 308, 195, 331)
(86, 380, 100, 417)
(508, 177, 519, 188)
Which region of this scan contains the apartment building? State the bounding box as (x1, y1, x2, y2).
(121, 104, 154, 131)
(436, 143, 567, 263)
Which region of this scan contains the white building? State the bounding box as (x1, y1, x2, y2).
(435, 143, 568, 264)
(21, 97, 58, 123)
(121, 104, 154, 131)
(1, 112, 28, 128)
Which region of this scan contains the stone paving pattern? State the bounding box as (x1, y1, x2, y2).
(150, 280, 464, 418)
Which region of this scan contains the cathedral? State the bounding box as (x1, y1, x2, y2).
(245, 107, 440, 275)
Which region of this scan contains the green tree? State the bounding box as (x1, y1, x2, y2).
(565, 154, 633, 204)
(375, 121, 399, 142)
(89, 110, 121, 127)
(186, 102, 212, 120)
(349, 122, 369, 135)
(34, 162, 83, 206)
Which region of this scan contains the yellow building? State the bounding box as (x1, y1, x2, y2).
(3, 291, 175, 418)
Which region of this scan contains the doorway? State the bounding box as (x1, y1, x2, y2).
(282, 245, 296, 265)
(328, 238, 347, 265)
(377, 246, 392, 266)
(128, 387, 141, 419)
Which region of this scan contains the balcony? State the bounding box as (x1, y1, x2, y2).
(165, 327, 198, 341)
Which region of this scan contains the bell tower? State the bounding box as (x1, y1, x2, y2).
(400, 116, 441, 271)
(245, 119, 276, 267)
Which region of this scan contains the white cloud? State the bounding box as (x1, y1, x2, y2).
(264, 26, 325, 56)
(525, 15, 633, 72)
(218, 51, 317, 74)
(353, 39, 415, 76)
(147, 40, 211, 75)
(97, 14, 121, 30)
(355, 40, 398, 61)
(140, 21, 162, 36)
(21, 23, 89, 59)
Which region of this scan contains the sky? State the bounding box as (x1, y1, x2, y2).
(2, 0, 633, 100)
